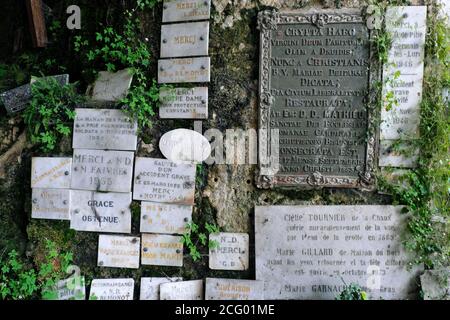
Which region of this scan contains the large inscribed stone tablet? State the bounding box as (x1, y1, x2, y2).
(379, 6, 427, 168)
(73, 108, 137, 151)
(255, 205, 423, 300)
(257, 9, 377, 190)
(71, 149, 134, 193)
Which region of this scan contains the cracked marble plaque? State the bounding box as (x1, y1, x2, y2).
(162, 0, 211, 23)
(159, 87, 208, 119)
(140, 277, 183, 300)
(97, 235, 140, 269)
(31, 188, 70, 220)
(141, 234, 183, 267)
(70, 191, 132, 233)
(31, 157, 72, 189)
(160, 280, 204, 300)
(91, 69, 133, 102)
(133, 157, 196, 205)
(71, 149, 134, 193)
(209, 233, 249, 271)
(257, 9, 377, 190)
(158, 57, 210, 83)
(73, 108, 138, 151)
(89, 279, 134, 300)
(140, 202, 192, 234)
(161, 21, 209, 58)
(255, 205, 423, 300)
(379, 6, 427, 168)
(205, 278, 264, 300)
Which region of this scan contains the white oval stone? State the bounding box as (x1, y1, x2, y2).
(159, 129, 211, 163)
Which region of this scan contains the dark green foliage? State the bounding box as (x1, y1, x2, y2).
(23, 77, 83, 152)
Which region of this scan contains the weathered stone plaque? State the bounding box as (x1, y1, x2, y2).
(158, 57, 210, 83)
(161, 22, 209, 58)
(31, 188, 71, 220)
(420, 269, 450, 300)
(89, 279, 134, 300)
(0, 83, 31, 113)
(257, 9, 377, 189)
(30, 74, 69, 86)
(379, 6, 427, 168)
(141, 234, 183, 267)
(91, 69, 133, 102)
(140, 277, 183, 300)
(159, 129, 211, 163)
(47, 276, 86, 300)
(73, 108, 138, 151)
(205, 278, 264, 300)
(162, 0, 211, 23)
(160, 280, 203, 300)
(140, 202, 192, 234)
(97, 235, 140, 269)
(71, 149, 134, 193)
(70, 191, 132, 233)
(159, 87, 208, 119)
(31, 157, 72, 189)
(209, 232, 249, 271)
(255, 205, 423, 300)
(133, 157, 196, 205)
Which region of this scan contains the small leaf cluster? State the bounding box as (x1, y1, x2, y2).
(181, 222, 220, 262)
(336, 283, 368, 300)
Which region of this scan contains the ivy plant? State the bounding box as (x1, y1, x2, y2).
(181, 222, 220, 262)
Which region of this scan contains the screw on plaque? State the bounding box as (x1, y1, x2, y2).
(64, 171, 70, 176)
(201, 65, 206, 70)
(143, 215, 148, 219)
(184, 217, 189, 222)
(200, 36, 204, 41)
(74, 167, 78, 172)
(98, 261, 104, 266)
(201, 100, 206, 104)
(160, 67, 165, 71)
(63, 200, 68, 205)
(176, 249, 181, 254)
(143, 247, 148, 252)
(162, 39, 167, 43)
(32, 198, 38, 204)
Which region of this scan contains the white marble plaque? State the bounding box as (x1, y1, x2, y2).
(159, 129, 212, 163)
(160, 280, 203, 300)
(205, 278, 264, 300)
(162, 0, 211, 23)
(133, 157, 196, 205)
(89, 279, 134, 300)
(161, 22, 209, 58)
(91, 69, 133, 102)
(70, 191, 132, 233)
(209, 233, 249, 271)
(380, 6, 427, 167)
(158, 57, 210, 83)
(32, 188, 71, 220)
(140, 277, 183, 300)
(51, 276, 86, 300)
(73, 108, 137, 151)
(159, 87, 208, 119)
(71, 149, 134, 193)
(97, 235, 140, 269)
(141, 234, 183, 267)
(31, 157, 72, 189)
(140, 202, 192, 234)
(255, 205, 423, 300)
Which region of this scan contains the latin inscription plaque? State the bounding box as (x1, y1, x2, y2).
(257, 9, 377, 189)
